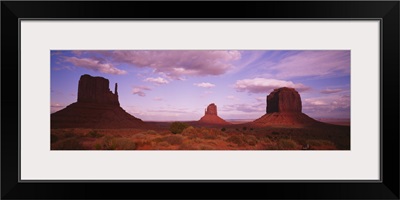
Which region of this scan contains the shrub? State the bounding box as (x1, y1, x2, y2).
(244, 135, 258, 146)
(95, 136, 136, 150)
(169, 122, 189, 134)
(226, 135, 244, 146)
(182, 126, 197, 135)
(278, 139, 298, 150)
(307, 139, 335, 147)
(199, 145, 216, 150)
(221, 127, 226, 132)
(162, 135, 184, 145)
(87, 130, 103, 138)
(242, 127, 247, 131)
(145, 130, 158, 134)
(52, 138, 84, 150)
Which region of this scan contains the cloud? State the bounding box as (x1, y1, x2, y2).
(302, 94, 350, 118)
(221, 103, 265, 113)
(320, 88, 343, 94)
(132, 86, 151, 97)
(227, 95, 236, 100)
(269, 50, 350, 78)
(194, 82, 215, 88)
(86, 50, 241, 79)
(256, 97, 265, 102)
(234, 78, 309, 94)
(63, 56, 127, 75)
(144, 77, 169, 85)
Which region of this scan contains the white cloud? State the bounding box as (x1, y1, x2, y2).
(234, 78, 309, 94)
(144, 77, 169, 85)
(194, 82, 215, 88)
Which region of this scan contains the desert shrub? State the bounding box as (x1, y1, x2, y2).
(226, 135, 244, 146)
(162, 135, 184, 145)
(158, 141, 170, 147)
(182, 126, 197, 135)
(250, 128, 254, 131)
(87, 130, 103, 138)
(145, 130, 158, 134)
(307, 139, 335, 147)
(242, 127, 247, 131)
(244, 135, 258, 146)
(199, 144, 216, 150)
(272, 131, 280, 135)
(221, 127, 226, 132)
(278, 139, 298, 150)
(203, 130, 217, 140)
(152, 137, 164, 143)
(131, 133, 146, 139)
(169, 122, 189, 134)
(95, 136, 136, 150)
(52, 138, 84, 150)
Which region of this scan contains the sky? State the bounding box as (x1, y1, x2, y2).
(51, 50, 350, 121)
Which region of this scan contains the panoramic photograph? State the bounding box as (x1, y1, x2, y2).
(51, 50, 350, 150)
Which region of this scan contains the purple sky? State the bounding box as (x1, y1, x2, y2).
(51, 50, 350, 121)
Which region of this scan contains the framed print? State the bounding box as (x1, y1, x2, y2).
(2, 1, 399, 200)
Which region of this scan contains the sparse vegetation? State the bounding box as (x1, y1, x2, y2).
(169, 122, 189, 134)
(87, 130, 103, 138)
(51, 124, 348, 150)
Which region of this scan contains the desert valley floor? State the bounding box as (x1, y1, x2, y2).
(51, 120, 350, 150)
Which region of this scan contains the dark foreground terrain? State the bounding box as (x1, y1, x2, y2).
(51, 122, 350, 150)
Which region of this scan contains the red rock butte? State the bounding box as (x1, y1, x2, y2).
(253, 87, 322, 127)
(51, 74, 144, 129)
(199, 103, 230, 125)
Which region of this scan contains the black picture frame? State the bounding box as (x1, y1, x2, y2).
(2, 1, 399, 199)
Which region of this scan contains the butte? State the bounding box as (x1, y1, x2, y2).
(198, 103, 230, 125)
(252, 87, 323, 127)
(51, 74, 145, 129)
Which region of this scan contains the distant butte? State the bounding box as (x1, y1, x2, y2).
(199, 103, 230, 125)
(51, 74, 145, 129)
(253, 87, 322, 127)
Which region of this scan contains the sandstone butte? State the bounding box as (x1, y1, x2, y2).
(51, 74, 144, 129)
(198, 103, 231, 125)
(252, 87, 323, 127)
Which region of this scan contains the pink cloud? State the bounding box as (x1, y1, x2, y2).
(63, 57, 127, 75)
(271, 50, 350, 78)
(94, 50, 241, 78)
(234, 78, 309, 94)
(132, 86, 151, 97)
(320, 88, 343, 94)
(302, 95, 350, 118)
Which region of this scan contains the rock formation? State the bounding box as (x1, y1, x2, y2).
(77, 74, 119, 106)
(199, 103, 230, 125)
(253, 87, 322, 127)
(267, 87, 302, 113)
(51, 74, 144, 129)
